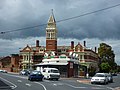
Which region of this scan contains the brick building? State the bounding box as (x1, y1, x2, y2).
(0, 54, 20, 72)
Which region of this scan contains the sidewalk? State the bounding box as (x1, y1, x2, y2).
(76, 76, 91, 84)
(77, 79, 91, 84)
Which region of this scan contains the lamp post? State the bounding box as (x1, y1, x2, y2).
(86, 65, 89, 78)
(28, 51, 30, 70)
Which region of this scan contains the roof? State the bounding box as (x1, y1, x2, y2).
(57, 46, 70, 49)
(36, 62, 68, 66)
(35, 56, 79, 66)
(0, 56, 11, 61)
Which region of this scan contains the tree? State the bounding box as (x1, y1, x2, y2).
(100, 62, 111, 73)
(98, 43, 116, 72)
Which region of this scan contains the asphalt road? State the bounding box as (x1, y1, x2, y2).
(0, 72, 120, 90)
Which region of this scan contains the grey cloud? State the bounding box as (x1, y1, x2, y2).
(0, 0, 120, 40)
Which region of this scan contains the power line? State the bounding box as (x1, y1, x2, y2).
(0, 23, 47, 34)
(57, 3, 120, 23)
(1, 3, 120, 34)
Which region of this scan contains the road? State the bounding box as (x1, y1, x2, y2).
(0, 72, 120, 90)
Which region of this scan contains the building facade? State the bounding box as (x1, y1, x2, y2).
(0, 54, 20, 72)
(19, 41, 45, 70)
(36, 54, 79, 77)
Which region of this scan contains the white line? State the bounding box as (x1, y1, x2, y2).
(18, 80, 22, 82)
(34, 82, 47, 90)
(0, 76, 17, 89)
(65, 83, 86, 88)
(25, 83, 31, 87)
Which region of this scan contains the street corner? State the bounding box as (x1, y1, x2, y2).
(77, 79, 91, 84)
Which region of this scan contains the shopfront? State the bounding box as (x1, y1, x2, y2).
(35, 55, 79, 77)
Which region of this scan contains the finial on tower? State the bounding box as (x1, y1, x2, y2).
(51, 9, 54, 15)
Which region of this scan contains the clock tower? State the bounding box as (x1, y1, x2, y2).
(46, 10, 57, 52)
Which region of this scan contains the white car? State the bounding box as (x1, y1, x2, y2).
(42, 68, 60, 80)
(91, 73, 109, 84)
(0, 70, 7, 73)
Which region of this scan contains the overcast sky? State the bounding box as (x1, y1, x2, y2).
(0, 0, 120, 65)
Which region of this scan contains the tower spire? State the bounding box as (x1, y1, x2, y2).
(46, 9, 57, 52)
(48, 9, 56, 23)
(51, 9, 53, 15)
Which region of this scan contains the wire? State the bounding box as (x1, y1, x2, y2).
(57, 3, 120, 23)
(0, 23, 46, 34)
(1, 3, 120, 34)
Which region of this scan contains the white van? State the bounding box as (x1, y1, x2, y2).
(42, 68, 60, 80)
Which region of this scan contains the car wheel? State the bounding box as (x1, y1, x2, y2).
(104, 80, 107, 85)
(40, 78, 43, 81)
(91, 82, 94, 84)
(56, 78, 58, 81)
(29, 78, 33, 81)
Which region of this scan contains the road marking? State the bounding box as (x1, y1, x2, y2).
(65, 83, 86, 88)
(35, 82, 47, 90)
(25, 83, 31, 87)
(0, 76, 17, 89)
(53, 84, 57, 86)
(91, 87, 104, 89)
(17, 80, 22, 82)
(3, 73, 27, 79)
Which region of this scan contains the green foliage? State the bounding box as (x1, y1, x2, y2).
(98, 43, 116, 71)
(100, 62, 111, 73)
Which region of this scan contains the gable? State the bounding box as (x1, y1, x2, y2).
(20, 45, 32, 52)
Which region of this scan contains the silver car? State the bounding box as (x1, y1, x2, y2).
(91, 73, 109, 84)
(105, 73, 113, 83)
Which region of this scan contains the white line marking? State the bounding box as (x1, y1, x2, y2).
(35, 82, 47, 90)
(17, 80, 22, 82)
(53, 84, 57, 86)
(0, 76, 17, 89)
(65, 83, 86, 88)
(25, 83, 31, 87)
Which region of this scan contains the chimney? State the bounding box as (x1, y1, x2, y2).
(95, 47, 97, 53)
(84, 41, 86, 47)
(71, 41, 74, 50)
(36, 40, 39, 47)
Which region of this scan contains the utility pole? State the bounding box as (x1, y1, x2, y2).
(28, 51, 30, 70)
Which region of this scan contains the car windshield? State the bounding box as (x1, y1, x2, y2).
(94, 74, 105, 77)
(31, 71, 42, 74)
(51, 70, 59, 73)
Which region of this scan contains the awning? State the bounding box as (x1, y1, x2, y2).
(35, 62, 68, 66)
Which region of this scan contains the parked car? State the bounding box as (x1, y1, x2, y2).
(112, 73, 117, 76)
(105, 73, 113, 83)
(19, 69, 30, 75)
(42, 68, 60, 80)
(28, 70, 44, 81)
(91, 73, 109, 84)
(0, 70, 7, 73)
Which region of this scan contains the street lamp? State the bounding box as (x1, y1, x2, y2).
(86, 65, 89, 78)
(28, 51, 30, 70)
